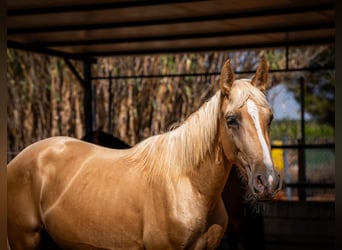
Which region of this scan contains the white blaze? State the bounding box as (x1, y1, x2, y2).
(268, 175, 274, 185)
(246, 99, 274, 181)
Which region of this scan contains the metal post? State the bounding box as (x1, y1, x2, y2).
(108, 70, 114, 134)
(83, 59, 93, 134)
(298, 76, 306, 201)
(285, 46, 289, 70)
(283, 136, 291, 199)
(92, 83, 97, 130)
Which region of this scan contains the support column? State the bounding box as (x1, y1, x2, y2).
(64, 57, 96, 135)
(83, 59, 93, 134)
(108, 70, 114, 134)
(298, 76, 306, 201)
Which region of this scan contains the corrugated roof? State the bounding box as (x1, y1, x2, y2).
(7, 0, 335, 60)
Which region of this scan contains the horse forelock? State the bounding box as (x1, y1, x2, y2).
(129, 91, 221, 180)
(226, 79, 270, 113)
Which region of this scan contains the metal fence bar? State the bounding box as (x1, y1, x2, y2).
(91, 66, 335, 81)
(285, 183, 335, 188)
(271, 144, 335, 149)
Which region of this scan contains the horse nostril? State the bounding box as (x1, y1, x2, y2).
(254, 187, 261, 194)
(252, 174, 281, 200)
(253, 175, 265, 194)
(257, 175, 264, 185)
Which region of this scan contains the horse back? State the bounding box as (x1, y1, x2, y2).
(7, 136, 227, 249)
(7, 136, 146, 249)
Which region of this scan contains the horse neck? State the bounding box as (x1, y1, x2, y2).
(178, 92, 232, 207)
(189, 136, 234, 210)
(133, 92, 221, 177)
(132, 92, 232, 206)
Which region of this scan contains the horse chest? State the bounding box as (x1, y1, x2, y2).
(142, 179, 208, 246)
(165, 178, 206, 223)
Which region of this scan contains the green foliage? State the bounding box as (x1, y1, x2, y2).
(270, 119, 334, 142)
(270, 120, 299, 140)
(265, 49, 286, 70)
(286, 46, 335, 127)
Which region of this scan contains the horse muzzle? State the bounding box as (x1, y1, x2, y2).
(251, 172, 281, 202)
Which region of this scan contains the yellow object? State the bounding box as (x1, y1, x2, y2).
(272, 140, 284, 171)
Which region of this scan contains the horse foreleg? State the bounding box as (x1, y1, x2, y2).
(7, 223, 42, 250)
(194, 199, 228, 250)
(7, 170, 44, 250)
(7, 200, 43, 250)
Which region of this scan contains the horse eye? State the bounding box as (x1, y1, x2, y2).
(227, 116, 239, 128)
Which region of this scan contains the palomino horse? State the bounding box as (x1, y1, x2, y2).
(80, 130, 265, 250)
(81, 129, 261, 249)
(7, 57, 280, 250)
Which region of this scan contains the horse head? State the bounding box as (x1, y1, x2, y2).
(218, 56, 281, 201)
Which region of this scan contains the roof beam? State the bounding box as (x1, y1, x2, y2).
(7, 3, 334, 34)
(7, 40, 97, 62)
(27, 22, 335, 47)
(64, 58, 86, 87)
(77, 37, 335, 57)
(8, 0, 202, 16)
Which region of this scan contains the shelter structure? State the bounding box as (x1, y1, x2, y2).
(7, 0, 335, 133)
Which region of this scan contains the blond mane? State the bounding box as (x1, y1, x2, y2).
(129, 80, 269, 180)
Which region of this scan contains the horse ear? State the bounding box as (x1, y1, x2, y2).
(251, 56, 269, 92)
(220, 59, 235, 95)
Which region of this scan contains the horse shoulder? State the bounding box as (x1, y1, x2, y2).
(142, 177, 216, 248)
(193, 198, 228, 249)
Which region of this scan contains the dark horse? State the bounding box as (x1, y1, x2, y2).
(81, 129, 131, 149)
